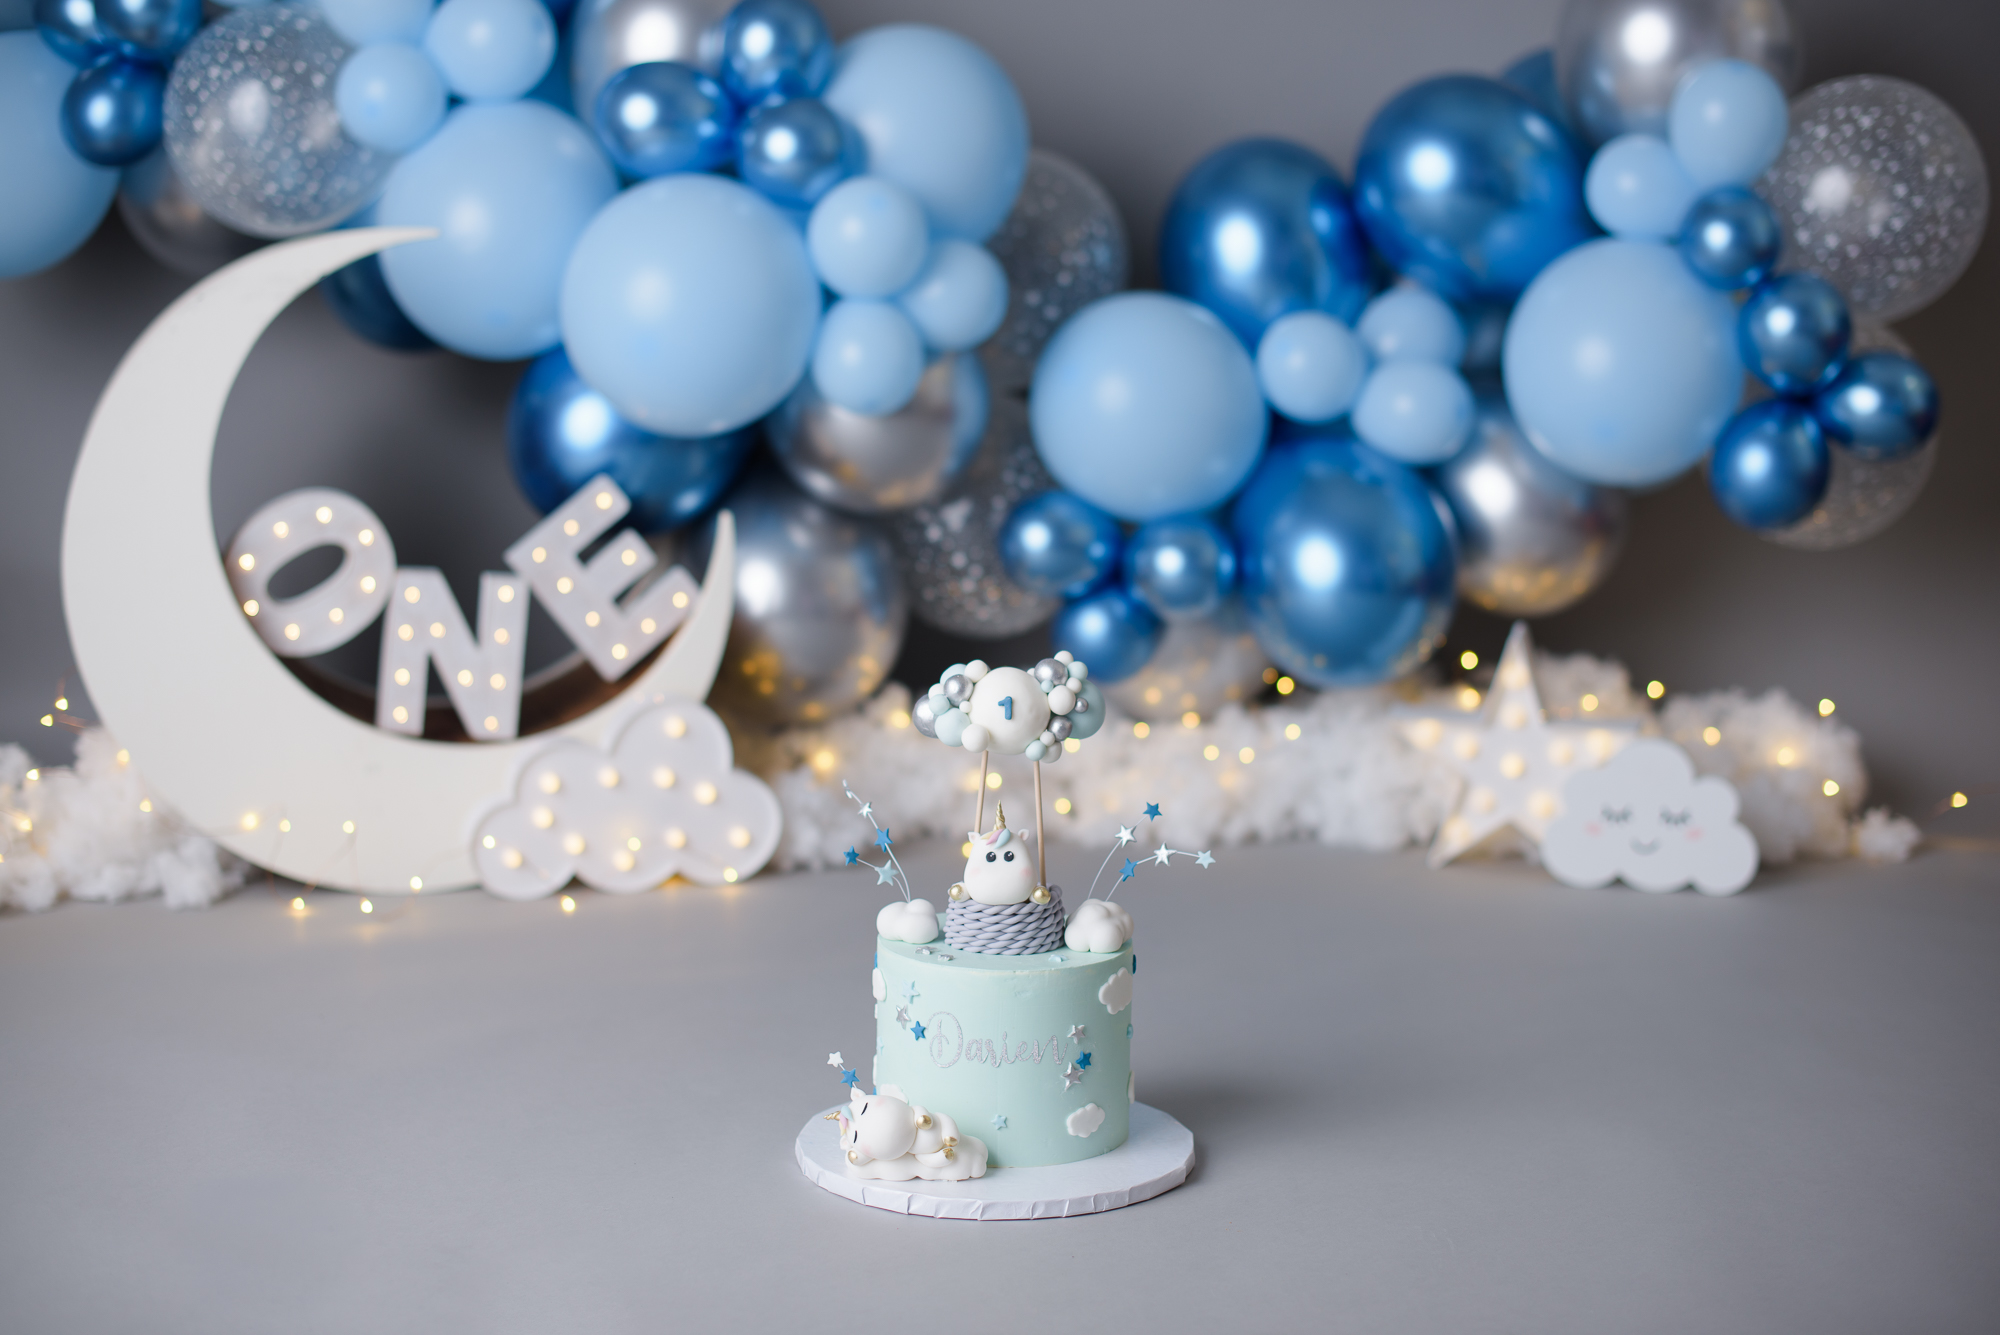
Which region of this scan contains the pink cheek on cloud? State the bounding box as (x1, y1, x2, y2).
(1584, 821, 1601, 836)
(1687, 828, 1703, 841)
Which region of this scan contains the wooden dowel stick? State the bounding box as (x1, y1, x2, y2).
(974, 749, 989, 833)
(1034, 760, 1046, 889)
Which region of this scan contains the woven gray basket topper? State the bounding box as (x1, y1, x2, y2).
(945, 885, 1066, 955)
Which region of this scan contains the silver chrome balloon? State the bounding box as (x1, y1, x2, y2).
(1102, 601, 1271, 722)
(569, 0, 727, 122)
(910, 691, 941, 738)
(768, 353, 989, 515)
(1433, 397, 1629, 616)
(1554, 0, 1801, 145)
(117, 148, 265, 277)
(979, 149, 1130, 392)
(941, 673, 972, 703)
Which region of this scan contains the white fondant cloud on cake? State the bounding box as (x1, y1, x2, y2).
(1066, 1103, 1106, 1138)
(1065, 898, 1133, 952)
(877, 898, 942, 943)
(871, 967, 886, 1001)
(1099, 967, 1133, 1015)
(1542, 740, 1759, 895)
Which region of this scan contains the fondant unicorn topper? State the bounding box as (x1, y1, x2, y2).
(952, 804, 1041, 906)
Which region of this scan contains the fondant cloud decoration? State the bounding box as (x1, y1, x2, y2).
(471, 699, 781, 899)
(1541, 740, 1759, 896)
(878, 898, 942, 944)
(1099, 966, 1133, 1014)
(1065, 898, 1134, 953)
(831, 1087, 989, 1182)
(1066, 1103, 1107, 1138)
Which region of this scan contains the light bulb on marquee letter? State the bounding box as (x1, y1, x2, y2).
(376, 569, 529, 739)
(225, 489, 397, 656)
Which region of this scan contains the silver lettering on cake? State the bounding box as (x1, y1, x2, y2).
(927, 1012, 963, 1068)
(925, 1022, 1064, 1070)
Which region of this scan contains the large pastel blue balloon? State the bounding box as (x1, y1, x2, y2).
(60, 55, 164, 166)
(1030, 292, 1267, 522)
(1502, 238, 1740, 487)
(336, 41, 448, 154)
(318, 0, 431, 46)
(1584, 133, 1698, 239)
(737, 96, 855, 208)
(35, 0, 110, 65)
(1158, 138, 1372, 348)
(591, 61, 738, 178)
(1706, 400, 1828, 530)
(561, 171, 821, 436)
(380, 100, 616, 359)
(1678, 185, 1779, 290)
(1813, 352, 1939, 460)
(1352, 360, 1475, 464)
(94, 0, 199, 61)
(1255, 310, 1367, 424)
(1232, 431, 1456, 687)
(0, 34, 117, 276)
(509, 346, 756, 532)
(1051, 588, 1161, 684)
(1739, 272, 1850, 395)
(424, 0, 555, 101)
(1124, 514, 1235, 620)
(998, 490, 1122, 598)
(806, 174, 929, 298)
(1354, 75, 1593, 303)
(898, 238, 1006, 351)
(718, 0, 831, 103)
(822, 23, 1028, 241)
(1355, 284, 1465, 364)
(810, 298, 925, 416)
(1669, 59, 1788, 189)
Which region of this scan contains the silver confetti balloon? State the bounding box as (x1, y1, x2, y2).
(888, 393, 1062, 637)
(117, 147, 264, 277)
(1102, 601, 1271, 722)
(1759, 76, 1989, 321)
(1433, 396, 1629, 616)
(767, 353, 989, 515)
(1555, 0, 1801, 146)
(979, 149, 1130, 392)
(569, 0, 726, 122)
(163, 5, 392, 238)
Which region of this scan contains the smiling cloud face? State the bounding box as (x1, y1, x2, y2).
(1542, 739, 1758, 896)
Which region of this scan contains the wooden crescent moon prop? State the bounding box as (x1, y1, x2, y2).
(61, 228, 737, 895)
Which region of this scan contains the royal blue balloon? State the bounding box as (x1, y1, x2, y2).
(1030, 292, 1268, 522)
(319, 253, 436, 350)
(59, 55, 162, 166)
(1584, 133, 1699, 239)
(898, 238, 1006, 351)
(1052, 588, 1162, 684)
(336, 41, 448, 154)
(1668, 59, 1789, 190)
(1352, 360, 1475, 465)
(718, 0, 831, 103)
(93, 0, 197, 61)
(810, 298, 925, 415)
(998, 491, 1122, 599)
(0, 33, 117, 277)
(1255, 310, 1367, 423)
(34, 0, 107, 64)
(1232, 431, 1456, 688)
(591, 60, 738, 178)
(736, 96, 854, 208)
(806, 173, 930, 298)
(1707, 400, 1829, 530)
(1738, 273, 1850, 395)
(1125, 515, 1235, 620)
(1499, 48, 1569, 129)
(1813, 352, 1939, 460)
(424, 0, 556, 101)
(509, 346, 755, 532)
(1355, 284, 1465, 364)
(1158, 137, 1372, 348)
(1354, 75, 1593, 303)
(1678, 186, 1779, 290)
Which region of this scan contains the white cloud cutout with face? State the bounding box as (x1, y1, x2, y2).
(1541, 740, 1759, 896)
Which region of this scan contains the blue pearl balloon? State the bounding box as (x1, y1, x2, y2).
(810, 298, 926, 416)
(591, 60, 738, 177)
(1352, 360, 1475, 464)
(999, 491, 1123, 599)
(1668, 59, 1789, 189)
(736, 96, 855, 208)
(717, 0, 831, 103)
(1125, 515, 1235, 621)
(898, 238, 1007, 352)
(1738, 272, 1851, 395)
(509, 346, 755, 532)
(806, 173, 930, 298)
(1813, 352, 1939, 460)
(335, 41, 448, 154)
(1355, 284, 1465, 364)
(0, 33, 117, 277)
(1584, 133, 1698, 239)
(34, 0, 108, 64)
(1354, 75, 1593, 303)
(60, 55, 163, 166)
(1051, 588, 1162, 685)
(1232, 431, 1456, 688)
(424, 0, 556, 102)
(93, 0, 198, 61)
(1255, 310, 1367, 423)
(1158, 137, 1372, 347)
(1707, 400, 1829, 530)
(1678, 186, 1780, 290)
(319, 252, 437, 350)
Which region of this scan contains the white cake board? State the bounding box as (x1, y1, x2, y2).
(795, 1102, 1195, 1220)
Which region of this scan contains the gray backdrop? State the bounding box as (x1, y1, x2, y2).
(0, 0, 1992, 832)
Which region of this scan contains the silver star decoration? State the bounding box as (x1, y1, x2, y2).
(935, 954, 953, 962)
(858, 802, 872, 819)
(916, 947, 932, 955)
(1114, 824, 1135, 847)
(1194, 850, 1215, 868)
(894, 1006, 910, 1028)
(1061, 1062, 1085, 1089)
(1068, 1024, 1086, 1041)
(826, 1051, 843, 1067)
(1150, 846, 1176, 867)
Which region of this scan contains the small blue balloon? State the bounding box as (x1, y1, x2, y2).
(811, 298, 926, 416)
(591, 60, 738, 177)
(1352, 360, 1475, 465)
(60, 55, 163, 166)
(1355, 284, 1465, 364)
(425, 0, 556, 101)
(1232, 430, 1456, 688)
(998, 491, 1123, 599)
(806, 174, 930, 298)
(34, 0, 107, 64)
(1063, 678, 1107, 738)
(336, 41, 448, 154)
(736, 96, 855, 208)
(898, 238, 1007, 351)
(1158, 137, 1372, 348)
(1255, 310, 1367, 423)
(1678, 186, 1780, 289)
(1125, 515, 1235, 620)
(93, 0, 198, 61)
(1354, 74, 1593, 303)
(717, 0, 830, 103)
(0, 33, 117, 276)
(319, 252, 437, 350)
(1052, 588, 1162, 684)
(1707, 400, 1829, 530)
(1738, 273, 1850, 396)
(509, 346, 755, 531)
(1813, 352, 1939, 460)
(1584, 133, 1699, 239)
(1668, 58, 1789, 189)
(318, 0, 431, 45)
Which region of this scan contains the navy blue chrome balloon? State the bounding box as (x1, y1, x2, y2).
(1052, 588, 1163, 684)
(717, 0, 832, 104)
(35, 0, 109, 64)
(998, 491, 1123, 599)
(1353, 75, 1593, 304)
(736, 96, 855, 208)
(1738, 272, 1851, 395)
(93, 0, 200, 60)
(1124, 514, 1235, 621)
(1812, 352, 1940, 460)
(320, 254, 436, 351)
(1498, 48, 1570, 131)
(59, 56, 164, 166)
(1707, 400, 1830, 530)
(509, 347, 756, 532)
(592, 61, 741, 179)
(1679, 186, 1781, 290)
(1233, 430, 1456, 688)
(1158, 137, 1373, 348)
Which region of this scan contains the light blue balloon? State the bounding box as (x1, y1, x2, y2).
(1255, 310, 1367, 423)
(319, 0, 431, 45)
(561, 172, 822, 436)
(1351, 360, 1475, 464)
(424, 0, 554, 101)
(822, 23, 1028, 241)
(336, 41, 447, 153)
(1030, 292, 1267, 523)
(1355, 284, 1465, 365)
(898, 239, 1006, 351)
(806, 174, 930, 298)
(1503, 237, 1741, 487)
(0, 34, 116, 276)
(379, 100, 615, 359)
(811, 299, 926, 415)
(1585, 134, 1700, 239)
(1669, 58, 1788, 189)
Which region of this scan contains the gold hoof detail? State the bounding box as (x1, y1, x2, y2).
(949, 883, 966, 901)
(1030, 885, 1051, 905)
(915, 1112, 932, 1129)
(846, 1150, 859, 1164)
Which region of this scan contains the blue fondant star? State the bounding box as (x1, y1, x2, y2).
(1119, 859, 1137, 882)
(1194, 850, 1215, 868)
(902, 980, 920, 1003)
(1077, 1052, 1092, 1069)
(875, 827, 893, 850)
(838, 1068, 858, 1088)
(911, 1020, 926, 1040)
(1127, 1023, 1132, 1037)
(991, 1113, 1008, 1131)
(844, 847, 859, 866)
(1131, 954, 1137, 974)
(874, 862, 898, 885)
(1143, 802, 1161, 820)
